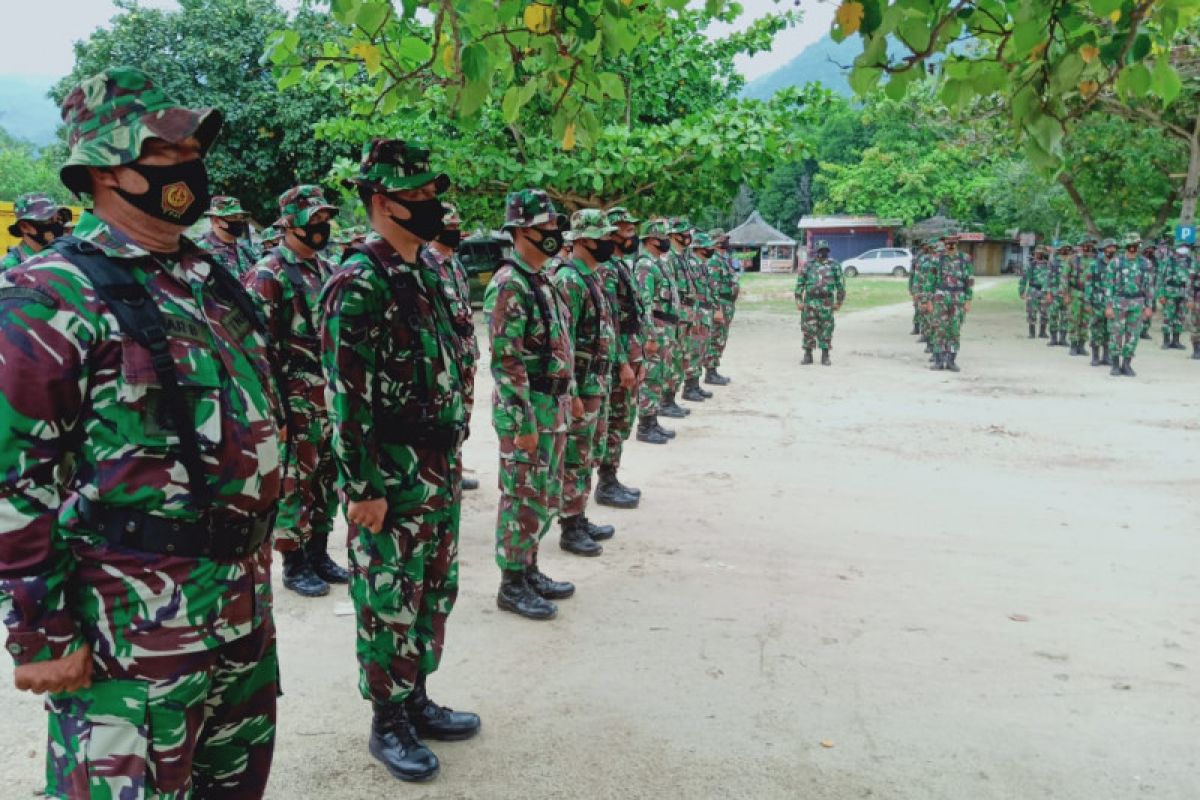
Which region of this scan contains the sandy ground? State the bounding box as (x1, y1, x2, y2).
(2, 277, 1198, 799)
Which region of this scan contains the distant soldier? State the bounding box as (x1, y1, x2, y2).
(634, 218, 680, 444)
(197, 194, 259, 278)
(1103, 235, 1155, 376)
(907, 240, 926, 335)
(2, 192, 66, 269)
(668, 218, 711, 404)
(1019, 245, 1051, 339)
(1157, 244, 1192, 351)
(910, 241, 936, 345)
(924, 236, 974, 371)
(794, 239, 846, 366)
(1046, 243, 1071, 346)
(1061, 239, 1093, 357)
(704, 229, 738, 385)
(1186, 244, 1200, 359)
(1088, 239, 1117, 366)
(1140, 242, 1160, 340)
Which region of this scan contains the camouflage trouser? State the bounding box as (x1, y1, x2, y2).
(275, 391, 335, 551)
(563, 392, 609, 517)
(463, 339, 479, 421)
(1160, 294, 1187, 335)
(1066, 294, 1089, 347)
(349, 447, 461, 705)
(1110, 299, 1146, 359)
(932, 291, 967, 354)
(1024, 290, 1048, 326)
(669, 319, 691, 393)
(705, 301, 735, 368)
(638, 321, 673, 416)
(494, 396, 571, 570)
(1089, 302, 1110, 349)
(45, 624, 277, 799)
(603, 360, 642, 469)
(1190, 297, 1200, 344)
(1048, 294, 1067, 335)
(685, 308, 711, 381)
(913, 293, 931, 338)
(801, 296, 836, 351)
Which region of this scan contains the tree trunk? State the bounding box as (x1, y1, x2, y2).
(1179, 111, 1200, 226)
(1058, 171, 1100, 238)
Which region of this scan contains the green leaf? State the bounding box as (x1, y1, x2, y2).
(278, 66, 303, 91)
(1011, 19, 1045, 57)
(1049, 53, 1085, 94)
(501, 85, 522, 123)
(1130, 33, 1152, 62)
(849, 65, 883, 96)
(1116, 62, 1151, 97)
(461, 43, 489, 83)
(1150, 57, 1183, 105)
(355, 1, 390, 34)
(1089, 0, 1122, 16)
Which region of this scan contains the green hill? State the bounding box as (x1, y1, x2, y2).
(742, 35, 861, 99)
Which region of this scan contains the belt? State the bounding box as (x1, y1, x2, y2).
(806, 293, 832, 299)
(529, 375, 571, 396)
(1167, 282, 1186, 287)
(1026, 284, 1044, 289)
(377, 416, 468, 450)
(576, 357, 611, 375)
(653, 310, 678, 324)
(939, 287, 966, 292)
(78, 496, 273, 561)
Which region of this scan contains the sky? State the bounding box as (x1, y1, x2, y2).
(0, 0, 835, 82)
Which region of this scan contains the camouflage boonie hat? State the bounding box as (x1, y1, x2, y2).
(7, 192, 63, 235)
(275, 185, 338, 228)
(606, 206, 640, 225)
(692, 231, 716, 249)
(668, 217, 693, 235)
(59, 67, 222, 197)
(815, 239, 831, 251)
(567, 208, 617, 241)
(1122, 233, 1141, 247)
(442, 203, 462, 227)
(640, 217, 671, 237)
(206, 195, 248, 218)
(351, 137, 449, 194)
(1099, 238, 1117, 248)
(503, 188, 566, 230)
(933, 241, 947, 252)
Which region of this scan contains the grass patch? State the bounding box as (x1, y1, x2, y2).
(737, 274, 915, 315)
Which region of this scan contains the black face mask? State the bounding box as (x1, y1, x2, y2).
(436, 228, 463, 249)
(673, 235, 692, 248)
(648, 237, 670, 252)
(30, 221, 64, 246)
(222, 220, 248, 238)
(588, 239, 615, 263)
(113, 158, 210, 227)
(388, 197, 445, 242)
(295, 221, 331, 250)
(524, 227, 563, 257)
(618, 235, 640, 255)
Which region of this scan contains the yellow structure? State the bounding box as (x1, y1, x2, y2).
(0, 200, 85, 253)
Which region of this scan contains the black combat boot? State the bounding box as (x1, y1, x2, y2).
(704, 367, 731, 385)
(652, 417, 676, 439)
(606, 466, 641, 498)
(579, 514, 615, 541)
(801, 349, 814, 365)
(306, 533, 350, 585)
(282, 548, 330, 598)
(559, 515, 603, 556)
(1038, 322, 1048, 338)
(1193, 341, 1200, 360)
(461, 477, 479, 491)
(919, 333, 929, 343)
(911, 322, 920, 335)
(930, 352, 944, 371)
(369, 702, 440, 782)
(945, 352, 960, 372)
(1110, 358, 1122, 376)
(1121, 357, 1137, 377)
(406, 676, 481, 742)
(1162, 329, 1171, 349)
(636, 416, 669, 445)
(681, 379, 707, 402)
(525, 554, 574, 600)
(924, 340, 933, 353)
(1028, 323, 1036, 339)
(694, 378, 714, 398)
(1090, 345, 1101, 366)
(660, 393, 690, 418)
(820, 349, 831, 366)
(1046, 331, 1056, 346)
(1171, 331, 1186, 350)
(1140, 328, 1152, 340)
(497, 569, 557, 619)
(1100, 346, 1112, 366)
(595, 465, 639, 509)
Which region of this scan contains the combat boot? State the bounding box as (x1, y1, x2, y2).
(945, 352, 960, 372)
(559, 516, 603, 556)
(369, 702, 439, 782)
(1046, 331, 1057, 346)
(929, 352, 944, 371)
(306, 533, 350, 585)
(924, 341, 933, 353)
(1028, 323, 1036, 339)
(653, 418, 676, 439)
(461, 477, 479, 491)
(1162, 329, 1171, 349)
(1171, 331, 1186, 350)
(820, 349, 831, 366)
(1090, 346, 1101, 366)
(910, 323, 919, 335)
(919, 333, 929, 343)
(681, 379, 707, 402)
(660, 393, 690, 418)
(605, 466, 641, 498)
(801, 349, 813, 365)
(595, 465, 639, 509)
(636, 416, 669, 445)
(1110, 358, 1122, 376)
(704, 367, 731, 385)
(694, 378, 714, 399)
(497, 569, 557, 620)
(1038, 322, 1048, 338)
(1192, 341, 1200, 360)
(282, 548, 330, 598)
(1140, 328, 1152, 340)
(406, 676, 480, 742)
(1100, 346, 1112, 366)
(1121, 357, 1137, 377)
(525, 553, 574, 600)
(580, 514, 615, 541)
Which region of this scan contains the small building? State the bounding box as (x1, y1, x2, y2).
(797, 215, 903, 264)
(903, 217, 1019, 276)
(728, 211, 797, 273)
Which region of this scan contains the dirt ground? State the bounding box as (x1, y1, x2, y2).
(2, 277, 1198, 799)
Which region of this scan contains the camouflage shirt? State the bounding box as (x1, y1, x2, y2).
(708, 253, 739, 304)
(924, 253, 975, 299)
(794, 257, 847, 302)
(1103, 255, 1154, 304)
(554, 257, 617, 396)
(1020, 260, 1051, 293)
(0, 212, 284, 666)
(197, 230, 261, 280)
(635, 249, 680, 321)
(1156, 254, 1192, 299)
(1062, 255, 1090, 294)
(2, 241, 37, 271)
(427, 247, 478, 359)
(669, 249, 701, 315)
(600, 253, 646, 365)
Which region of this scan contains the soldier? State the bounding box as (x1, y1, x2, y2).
(910, 241, 935, 344)
(794, 239, 846, 366)
(322, 138, 480, 782)
(243, 185, 347, 598)
(554, 210, 619, 555)
(428, 204, 481, 492)
(704, 230, 737, 385)
(0, 67, 285, 798)
(1103, 235, 1155, 376)
(684, 230, 720, 394)
(1046, 243, 1071, 346)
(667, 219, 711, 404)
(3, 192, 66, 269)
(1019, 245, 1051, 339)
(595, 206, 647, 506)
(197, 194, 259, 278)
(1185, 244, 1200, 359)
(907, 240, 925, 336)
(1062, 239, 1093, 357)
(486, 188, 578, 621)
(1140, 242, 1160, 340)
(924, 235, 974, 371)
(1156, 243, 1192, 351)
(634, 218, 680, 444)
(1088, 239, 1117, 366)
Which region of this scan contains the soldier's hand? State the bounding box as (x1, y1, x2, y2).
(1142, 308, 1153, 320)
(1105, 306, 1115, 319)
(348, 497, 388, 534)
(14, 643, 92, 695)
(637, 364, 648, 383)
(571, 397, 585, 419)
(645, 340, 660, 356)
(514, 432, 539, 454)
(714, 310, 725, 324)
(923, 303, 934, 313)
(618, 363, 636, 390)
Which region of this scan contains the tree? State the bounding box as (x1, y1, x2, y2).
(0, 130, 70, 204)
(52, 0, 352, 221)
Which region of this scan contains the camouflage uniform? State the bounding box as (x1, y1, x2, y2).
(634, 219, 680, 424)
(1103, 243, 1155, 369)
(705, 233, 739, 375)
(0, 69, 283, 799)
(1088, 245, 1116, 364)
(1187, 249, 1200, 357)
(1061, 244, 1092, 355)
(197, 195, 260, 279)
(666, 219, 699, 395)
(3, 193, 65, 270)
(427, 204, 479, 423)
(1155, 248, 1192, 348)
(1019, 249, 1051, 336)
(794, 242, 846, 360)
(1046, 248, 1069, 343)
(907, 244, 926, 335)
(600, 207, 648, 474)
(924, 243, 974, 369)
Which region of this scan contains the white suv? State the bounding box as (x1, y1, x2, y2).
(842, 247, 913, 277)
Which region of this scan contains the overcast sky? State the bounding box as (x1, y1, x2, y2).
(0, 0, 835, 82)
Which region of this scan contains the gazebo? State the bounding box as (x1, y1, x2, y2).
(728, 211, 796, 273)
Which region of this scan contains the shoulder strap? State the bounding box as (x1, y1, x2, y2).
(498, 258, 555, 369)
(271, 247, 318, 338)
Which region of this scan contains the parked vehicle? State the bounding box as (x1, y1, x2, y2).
(458, 232, 510, 305)
(841, 247, 913, 277)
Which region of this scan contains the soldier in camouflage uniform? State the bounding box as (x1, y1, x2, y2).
(595, 206, 647, 507)
(667, 219, 712, 404)
(909, 241, 936, 344)
(703, 230, 737, 385)
(1140, 242, 1160, 340)
(1046, 243, 1071, 346)
(907, 241, 926, 336)
(0, 67, 285, 799)
(485, 188, 579, 621)
(1019, 245, 1051, 339)
(794, 240, 846, 366)
(322, 139, 480, 783)
(196, 195, 259, 278)
(244, 185, 347, 598)
(923, 236, 974, 371)
(1156, 244, 1191, 351)
(3, 192, 67, 270)
(1061, 239, 1093, 357)
(554, 209, 619, 555)
(1103, 235, 1155, 376)
(1088, 239, 1117, 366)
(634, 218, 679, 444)
(1183, 244, 1200, 359)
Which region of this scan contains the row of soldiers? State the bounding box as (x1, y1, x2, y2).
(907, 236, 977, 371)
(1018, 235, 1198, 377)
(0, 68, 741, 796)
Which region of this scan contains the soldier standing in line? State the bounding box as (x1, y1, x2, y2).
(2, 192, 67, 269)
(634, 218, 679, 444)
(1184, 244, 1200, 359)
(1103, 235, 1155, 377)
(1046, 243, 1071, 346)
(244, 185, 348, 599)
(485, 188, 579, 621)
(1156, 243, 1192, 351)
(910, 241, 935, 344)
(1088, 239, 1118, 367)
(683, 231, 721, 395)
(0, 67, 286, 798)
(1062, 239, 1093, 357)
(794, 239, 846, 366)
(1019, 245, 1051, 339)
(554, 209, 619, 555)
(1140, 242, 1160, 340)
(907, 240, 925, 336)
(197, 194, 260, 278)
(703, 230, 737, 385)
(322, 139, 480, 782)
(924, 235, 974, 372)
(664, 219, 704, 404)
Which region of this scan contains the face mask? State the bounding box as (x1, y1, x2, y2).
(436, 228, 463, 249)
(674, 235, 692, 248)
(295, 221, 331, 250)
(648, 237, 669, 252)
(222, 220, 248, 238)
(388, 197, 445, 242)
(696, 250, 714, 260)
(588, 239, 615, 263)
(113, 158, 210, 227)
(524, 227, 563, 257)
(30, 221, 64, 246)
(619, 235, 640, 255)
